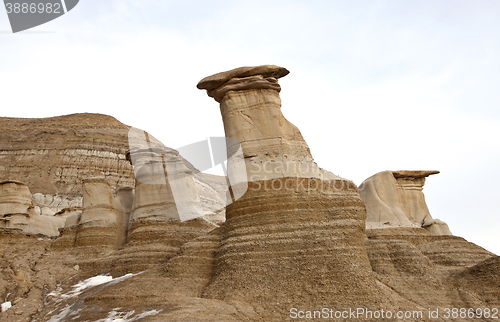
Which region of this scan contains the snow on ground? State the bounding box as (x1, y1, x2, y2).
(93, 308, 163, 322)
(45, 272, 147, 322)
(1, 301, 12, 312)
(48, 272, 143, 300)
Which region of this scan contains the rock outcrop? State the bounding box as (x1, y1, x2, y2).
(197, 65, 340, 182)
(360, 170, 452, 235)
(0, 114, 227, 227)
(0, 113, 135, 204)
(0, 180, 65, 237)
(1, 66, 498, 322)
(197, 65, 385, 317)
(74, 178, 122, 248)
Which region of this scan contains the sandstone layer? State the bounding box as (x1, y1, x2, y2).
(0, 180, 65, 237)
(0, 113, 135, 203)
(360, 170, 452, 235)
(0, 66, 498, 322)
(0, 114, 228, 237)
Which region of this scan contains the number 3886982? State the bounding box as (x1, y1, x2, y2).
(5, 3, 62, 14)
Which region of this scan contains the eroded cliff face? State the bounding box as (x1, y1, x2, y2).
(0, 113, 135, 200)
(0, 66, 498, 322)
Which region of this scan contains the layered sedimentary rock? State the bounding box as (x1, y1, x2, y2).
(0, 180, 65, 237)
(115, 132, 216, 270)
(0, 114, 135, 205)
(74, 178, 121, 248)
(360, 170, 452, 235)
(1, 66, 499, 322)
(50, 207, 82, 248)
(198, 65, 340, 182)
(197, 66, 385, 316)
(0, 114, 227, 223)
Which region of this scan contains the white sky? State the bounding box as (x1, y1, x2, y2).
(1, 0, 499, 255)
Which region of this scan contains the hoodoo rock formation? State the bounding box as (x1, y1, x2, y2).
(359, 170, 452, 235)
(197, 65, 385, 317)
(197, 65, 340, 182)
(0, 114, 227, 238)
(0, 66, 498, 322)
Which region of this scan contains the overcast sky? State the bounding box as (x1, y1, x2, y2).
(1, 0, 499, 255)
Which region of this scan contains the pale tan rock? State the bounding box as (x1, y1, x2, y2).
(128, 128, 205, 223)
(0, 113, 135, 201)
(24, 214, 65, 237)
(114, 186, 134, 247)
(0, 180, 64, 237)
(422, 215, 453, 235)
(75, 178, 121, 247)
(2, 68, 499, 322)
(393, 170, 439, 224)
(197, 65, 289, 95)
(198, 66, 383, 315)
(129, 161, 179, 223)
(359, 171, 416, 228)
(360, 170, 452, 235)
(50, 208, 82, 249)
(62, 210, 82, 228)
(198, 65, 341, 183)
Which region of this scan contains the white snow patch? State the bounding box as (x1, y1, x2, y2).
(1, 301, 12, 312)
(48, 272, 144, 299)
(46, 305, 74, 322)
(94, 308, 163, 322)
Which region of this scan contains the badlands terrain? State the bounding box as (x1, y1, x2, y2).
(0, 65, 498, 321)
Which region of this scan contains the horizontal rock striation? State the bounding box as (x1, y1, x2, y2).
(0, 113, 135, 200)
(0, 180, 65, 236)
(365, 227, 496, 313)
(198, 66, 386, 317)
(1, 66, 499, 322)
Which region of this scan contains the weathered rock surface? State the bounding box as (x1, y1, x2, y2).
(197, 65, 387, 318)
(0, 114, 228, 236)
(360, 170, 452, 235)
(0, 180, 65, 237)
(198, 65, 340, 182)
(0, 113, 135, 205)
(0, 66, 498, 322)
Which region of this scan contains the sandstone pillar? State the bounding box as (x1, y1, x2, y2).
(0, 180, 33, 230)
(393, 170, 439, 224)
(75, 178, 120, 248)
(197, 66, 383, 316)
